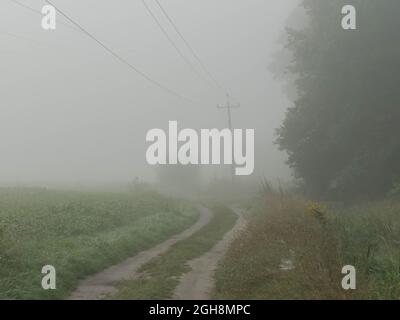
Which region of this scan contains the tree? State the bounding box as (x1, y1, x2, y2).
(276, 0, 400, 199)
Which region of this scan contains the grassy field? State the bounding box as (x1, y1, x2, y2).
(214, 192, 400, 300)
(0, 188, 198, 300)
(112, 205, 237, 299)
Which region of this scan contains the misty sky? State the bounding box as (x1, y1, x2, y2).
(0, 0, 300, 187)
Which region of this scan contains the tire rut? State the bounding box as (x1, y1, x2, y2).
(68, 206, 213, 300)
(173, 207, 246, 300)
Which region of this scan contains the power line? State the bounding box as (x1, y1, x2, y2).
(154, 0, 225, 92)
(45, 0, 196, 104)
(153, 0, 238, 104)
(8, 0, 38, 15)
(0, 31, 49, 48)
(8, 0, 80, 33)
(141, 0, 212, 88)
(8, 0, 142, 60)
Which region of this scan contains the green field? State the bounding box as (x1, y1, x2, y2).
(0, 188, 198, 299)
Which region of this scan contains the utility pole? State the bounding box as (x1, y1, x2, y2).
(217, 93, 240, 181)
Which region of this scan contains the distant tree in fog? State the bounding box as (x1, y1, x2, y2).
(275, 0, 400, 199)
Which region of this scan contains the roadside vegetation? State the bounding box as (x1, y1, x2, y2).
(210, 0, 400, 300)
(214, 188, 400, 300)
(112, 205, 237, 299)
(0, 187, 197, 299)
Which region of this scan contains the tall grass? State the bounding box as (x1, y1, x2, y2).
(336, 201, 400, 299)
(214, 189, 400, 299)
(0, 188, 197, 299)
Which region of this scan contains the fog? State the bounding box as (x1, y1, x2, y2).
(0, 0, 300, 188)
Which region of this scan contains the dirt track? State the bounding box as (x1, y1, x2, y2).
(68, 206, 213, 300)
(173, 207, 246, 300)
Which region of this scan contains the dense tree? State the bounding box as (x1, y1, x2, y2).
(276, 0, 400, 199)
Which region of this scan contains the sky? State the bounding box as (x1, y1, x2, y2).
(0, 0, 300, 187)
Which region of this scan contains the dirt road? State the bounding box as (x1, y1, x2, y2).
(173, 207, 246, 300)
(68, 206, 213, 300)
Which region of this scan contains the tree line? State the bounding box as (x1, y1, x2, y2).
(275, 0, 400, 200)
